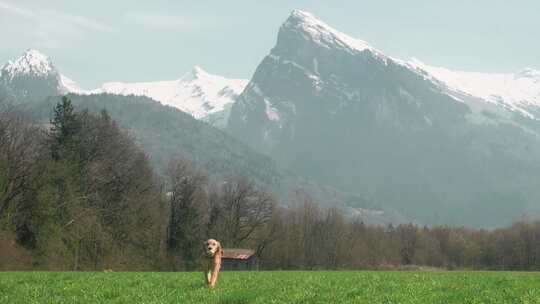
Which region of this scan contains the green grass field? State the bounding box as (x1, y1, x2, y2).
(1, 271, 539, 303)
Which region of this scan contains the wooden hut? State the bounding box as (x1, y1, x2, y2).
(221, 248, 258, 271)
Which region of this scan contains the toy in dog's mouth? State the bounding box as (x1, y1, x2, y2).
(205, 250, 215, 258)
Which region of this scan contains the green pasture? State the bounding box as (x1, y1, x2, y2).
(1, 271, 539, 303)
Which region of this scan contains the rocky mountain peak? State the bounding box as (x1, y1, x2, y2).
(1, 49, 56, 80)
(189, 65, 210, 80)
(280, 9, 374, 54)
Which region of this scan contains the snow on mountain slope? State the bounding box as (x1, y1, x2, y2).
(285, 10, 375, 55)
(0, 49, 83, 97)
(0, 50, 246, 127)
(275, 10, 540, 120)
(93, 66, 247, 124)
(59, 74, 85, 94)
(407, 59, 540, 118)
(4, 24, 540, 123)
(1, 49, 54, 80)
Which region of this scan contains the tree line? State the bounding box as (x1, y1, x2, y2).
(1, 97, 540, 271)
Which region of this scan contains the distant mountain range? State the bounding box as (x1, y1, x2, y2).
(0, 50, 247, 128)
(94, 67, 247, 128)
(2, 38, 539, 128)
(2, 9, 540, 227)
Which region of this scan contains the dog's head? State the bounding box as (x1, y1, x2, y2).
(204, 239, 222, 258)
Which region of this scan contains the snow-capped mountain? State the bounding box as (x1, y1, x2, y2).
(1, 49, 54, 79)
(255, 10, 540, 119)
(93, 67, 247, 128)
(227, 9, 540, 227)
(0, 49, 75, 101)
(407, 59, 540, 118)
(0, 50, 247, 127)
(3, 40, 538, 127)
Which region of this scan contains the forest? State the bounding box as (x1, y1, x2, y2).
(1, 97, 540, 271)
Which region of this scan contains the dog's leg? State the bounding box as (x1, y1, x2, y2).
(210, 260, 222, 288)
(205, 270, 211, 287)
(209, 269, 218, 288)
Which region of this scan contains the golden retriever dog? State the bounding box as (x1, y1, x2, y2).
(202, 239, 223, 288)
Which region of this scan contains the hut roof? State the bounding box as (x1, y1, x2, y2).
(222, 248, 255, 260)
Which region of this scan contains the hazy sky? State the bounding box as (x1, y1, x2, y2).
(1, 0, 538, 88)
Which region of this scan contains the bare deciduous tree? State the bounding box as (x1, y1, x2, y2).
(0, 103, 43, 219)
(208, 176, 275, 249)
(166, 157, 208, 269)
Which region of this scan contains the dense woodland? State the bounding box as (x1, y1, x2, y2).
(1, 98, 540, 271)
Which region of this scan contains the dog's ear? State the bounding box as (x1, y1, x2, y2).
(218, 241, 224, 255)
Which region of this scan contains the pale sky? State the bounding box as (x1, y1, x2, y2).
(1, 0, 538, 88)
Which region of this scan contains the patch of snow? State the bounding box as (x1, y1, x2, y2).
(447, 94, 465, 103)
(276, 57, 323, 91)
(59, 75, 84, 94)
(282, 59, 309, 72)
(263, 129, 270, 140)
(264, 99, 280, 121)
(313, 57, 319, 75)
(251, 83, 264, 97)
(268, 54, 280, 61)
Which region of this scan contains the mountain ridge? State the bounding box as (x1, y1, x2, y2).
(0, 49, 247, 127)
(227, 9, 540, 227)
(92, 66, 247, 128)
(2, 26, 539, 123)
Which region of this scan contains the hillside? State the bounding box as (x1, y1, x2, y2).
(21, 93, 396, 223)
(27, 93, 280, 185)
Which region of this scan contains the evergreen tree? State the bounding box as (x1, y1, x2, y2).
(50, 96, 80, 160)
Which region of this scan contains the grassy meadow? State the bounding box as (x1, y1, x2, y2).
(1, 271, 539, 303)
